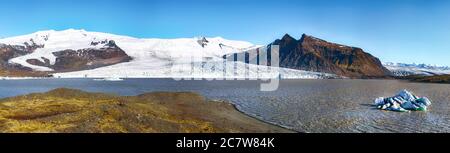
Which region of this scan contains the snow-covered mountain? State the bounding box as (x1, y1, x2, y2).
(384, 62, 450, 76)
(0, 29, 335, 79)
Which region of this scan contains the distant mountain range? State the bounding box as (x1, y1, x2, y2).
(0, 29, 446, 78)
(384, 62, 450, 76)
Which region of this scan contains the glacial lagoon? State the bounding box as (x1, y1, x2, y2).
(1, 78, 449, 133)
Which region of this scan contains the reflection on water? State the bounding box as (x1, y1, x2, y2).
(1, 78, 449, 133)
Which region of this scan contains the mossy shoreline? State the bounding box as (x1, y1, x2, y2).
(0, 88, 293, 133)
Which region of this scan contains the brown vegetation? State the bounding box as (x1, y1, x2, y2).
(399, 75, 450, 84)
(0, 88, 292, 133)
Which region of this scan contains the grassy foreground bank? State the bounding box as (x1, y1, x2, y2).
(0, 88, 292, 133)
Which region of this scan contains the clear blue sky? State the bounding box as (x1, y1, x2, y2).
(1, 0, 449, 66)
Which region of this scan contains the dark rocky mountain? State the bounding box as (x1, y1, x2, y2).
(269, 34, 391, 78)
(0, 41, 49, 77)
(0, 39, 132, 76)
(0, 40, 43, 62)
(26, 40, 132, 72)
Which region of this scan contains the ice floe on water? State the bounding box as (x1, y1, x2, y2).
(374, 89, 432, 112)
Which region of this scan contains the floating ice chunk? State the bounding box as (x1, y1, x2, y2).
(374, 89, 432, 112)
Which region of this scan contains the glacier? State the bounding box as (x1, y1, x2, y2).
(0, 29, 337, 79)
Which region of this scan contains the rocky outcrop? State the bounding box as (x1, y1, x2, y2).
(269, 34, 391, 78)
(26, 57, 51, 67)
(197, 37, 209, 48)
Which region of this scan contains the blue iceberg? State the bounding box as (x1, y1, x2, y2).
(374, 90, 432, 112)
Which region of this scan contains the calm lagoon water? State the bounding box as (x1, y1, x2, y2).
(1, 78, 449, 133)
